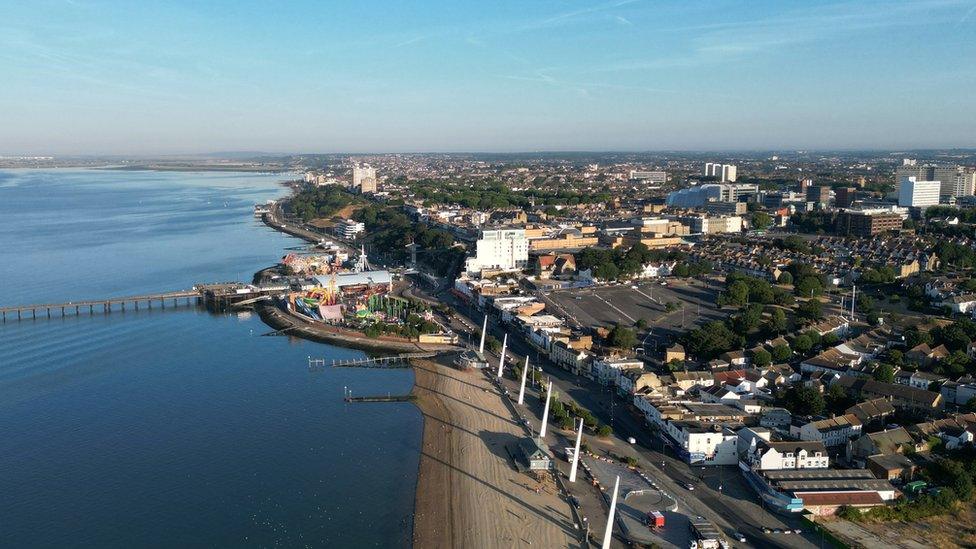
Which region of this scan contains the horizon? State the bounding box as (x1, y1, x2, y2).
(3, 0, 975, 155)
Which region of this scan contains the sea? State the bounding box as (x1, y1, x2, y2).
(0, 169, 420, 548)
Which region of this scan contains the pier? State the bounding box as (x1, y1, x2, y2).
(306, 352, 439, 371)
(0, 282, 287, 322)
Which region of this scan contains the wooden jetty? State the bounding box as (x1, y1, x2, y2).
(306, 352, 438, 371)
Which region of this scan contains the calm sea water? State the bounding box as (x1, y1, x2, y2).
(0, 169, 420, 547)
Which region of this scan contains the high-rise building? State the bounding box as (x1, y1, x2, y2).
(799, 178, 813, 193)
(464, 228, 529, 275)
(806, 186, 830, 205)
(352, 163, 377, 193)
(896, 165, 976, 198)
(835, 187, 857, 208)
(704, 163, 737, 182)
(898, 177, 941, 208)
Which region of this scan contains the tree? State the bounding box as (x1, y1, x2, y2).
(608, 324, 636, 349)
(726, 280, 750, 307)
(772, 344, 792, 362)
(873, 363, 895, 383)
(672, 263, 690, 278)
(596, 424, 613, 438)
(798, 299, 824, 321)
(752, 211, 773, 231)
(752, 349, 772, 368)
(766, 308, 788, 335)
(777, 271, 794, 285)
(795, 275, 824, 297)
(683, 321, 742, 359)
(781, 385, 825, 416)
(793, 334, 813, 355)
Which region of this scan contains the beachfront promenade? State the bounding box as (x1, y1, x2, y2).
(411, 357, 583, 548)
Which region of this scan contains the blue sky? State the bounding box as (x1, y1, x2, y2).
(1, 0, 975, 154)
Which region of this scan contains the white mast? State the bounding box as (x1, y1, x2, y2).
(518, 356, 529, 405)
(851, 284, 856, 319)
(569, 417, 584, 482)
(496, 334, 507, 378)
(539, 380, 553, 438)
(601, 475, 620, 549)
(478, 315, 487, 355)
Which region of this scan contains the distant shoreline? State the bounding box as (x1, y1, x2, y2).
(103, 164, 289, 173)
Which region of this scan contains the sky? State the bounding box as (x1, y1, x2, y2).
(1, 0, 975, 155)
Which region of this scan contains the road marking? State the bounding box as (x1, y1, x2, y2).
(593, 292, 636, 323)
(632, 287, 659, 304)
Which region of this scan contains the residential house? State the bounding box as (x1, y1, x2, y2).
(797, 414, 863, 447)
(845, 398, 896, 427)
(849, 427, 920, 467)
(743, 440, 830, 471)
(834, 376, 943, 414)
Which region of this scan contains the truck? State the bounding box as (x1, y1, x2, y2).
(689, 517, 722, 549)
(647, 510, 665, 528)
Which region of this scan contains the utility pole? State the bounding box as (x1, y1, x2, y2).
(478, 315, 487, 355)
(518, 356, 529, 405)
(497, 333, 508, 378)
(601, 475, 620, 549)
(569, 417, 584, 482)
(539, 380, 553, 438)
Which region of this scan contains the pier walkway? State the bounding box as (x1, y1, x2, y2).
(0, 282, 287, 322)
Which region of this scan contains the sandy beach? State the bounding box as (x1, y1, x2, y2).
(411, 357, 582, 548)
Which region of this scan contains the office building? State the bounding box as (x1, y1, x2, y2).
(835, 187, 857, 208)
(704, 163, 737, 182)
(898, 177, 941, 208)
(352, 164, 377, 193)
(629, 170, 667, 184)
(806, 186, 830, 205)
(465, 228, 529, 275)
(704, 201, 748, 216)
(836, 211, 903, 237)
(897, 165, 976, 198)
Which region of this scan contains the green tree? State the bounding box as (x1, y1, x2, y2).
(792, 334, 813, 355)
(766, 308, 788, 334)
(873, 363, 895, 383)
(608, 324, 637, 349)
(771, 344, 792, 362)
(781, 385, 825, 416)
(798, 299, 824, 321)
(752, 211, 773, 231)
(795, 275, 824, 297)
(726, 280, 750, 307)
(752, 349, 772, 368)
(635, 318, 649, 330)
(777, 271, 794, 285)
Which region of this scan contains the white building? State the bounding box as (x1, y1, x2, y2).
(704, 163, 738, 182)
(630, 170, 667, 184)
(591, 357, 644, 387)
(796, 414, 862, 447)
(334, 219, 365, 239)
(744, 440, 830, 471)
(668, 420, 739, 465)
(897, 165, 976, 198)
(897, 176, 940, 207)
(352, 164, 377, 193)
(464, 228, 529, 275)
(666, 183, 758, 208)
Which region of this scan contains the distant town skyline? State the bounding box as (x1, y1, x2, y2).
(2, 0, 975, 155)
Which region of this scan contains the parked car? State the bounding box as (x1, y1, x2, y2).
(685, 482, 695, 491)
(730, 531, 747, 542)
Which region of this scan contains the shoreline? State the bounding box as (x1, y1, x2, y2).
(408, 357, 580, 548)
(255, 301, 458, 354)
